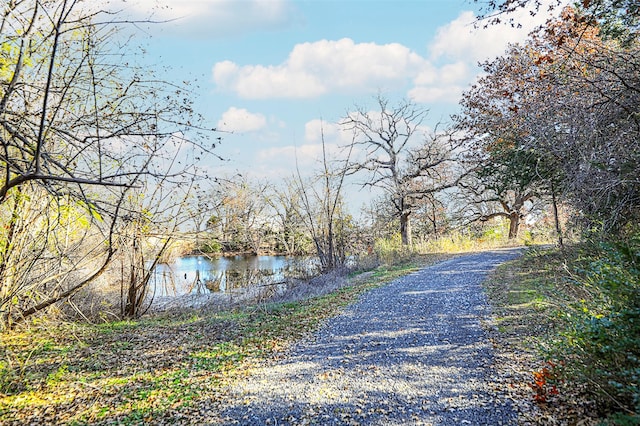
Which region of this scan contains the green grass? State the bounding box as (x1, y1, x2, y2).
(483, 247, 576, 344)
(484, 244, 640, 424)
(0, 256, 435, 425)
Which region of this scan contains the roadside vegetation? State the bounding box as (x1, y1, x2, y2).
(484, 233, 640, 425)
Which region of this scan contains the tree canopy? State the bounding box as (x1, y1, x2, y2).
(461, 6, 640, 234)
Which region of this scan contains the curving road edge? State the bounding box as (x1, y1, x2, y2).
(216, 248, 523, 425)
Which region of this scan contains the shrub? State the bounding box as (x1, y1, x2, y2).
(552, 234, 640, 420)
(200, 240, 222, 254)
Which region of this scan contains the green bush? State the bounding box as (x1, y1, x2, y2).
(553, 235, 640, 420)
(199, 239, 222, 254)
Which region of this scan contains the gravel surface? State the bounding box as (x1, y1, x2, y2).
(216, 249, 523, 425)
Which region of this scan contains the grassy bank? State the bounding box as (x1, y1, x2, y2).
(484, 244, 640, 425)
(0, 255, 446, 425)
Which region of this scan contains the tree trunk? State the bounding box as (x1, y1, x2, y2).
(550, 182, 564, 248)
(508, 212, 520, 239)
(400, 212, 412, 246)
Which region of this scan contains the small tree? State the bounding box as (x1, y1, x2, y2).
(456, 140, 546, 239)
(117, 180, 193, 319)
(265, 181, 312, 256)
(206, 176, 270, 254)
(294, 125, 354, 271)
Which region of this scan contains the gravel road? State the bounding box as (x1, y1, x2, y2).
(216, 249, 523, 425)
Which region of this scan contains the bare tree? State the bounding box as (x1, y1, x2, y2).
(205, 176, 271, 254)
(265, 181, 312, 256)
(294, 125, 354, 271)
(0, 1, 215, 328)
(456, 176, 539, 239)
(411, 192, 451, 239)
(342, 96, 462, 246)
(117, 177, 196, 319)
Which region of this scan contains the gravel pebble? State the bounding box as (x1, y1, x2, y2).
(215, 249, 523, 425)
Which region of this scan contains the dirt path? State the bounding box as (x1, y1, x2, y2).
(213, 249, 523, 425)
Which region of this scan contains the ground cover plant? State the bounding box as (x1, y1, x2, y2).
(551, 237, 640, 423)
(4, 229, 636, 425)
(485, 238, 640, 425)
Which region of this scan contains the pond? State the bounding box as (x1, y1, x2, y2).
(151, 255, 317, 297)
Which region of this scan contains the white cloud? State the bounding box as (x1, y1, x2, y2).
(109, 0, 298, 38)
(410, 2, 564, 103)
(256, 144, 323, 170)
(217, 107, 267, 133)
(213, 62, 325, 99)
(256, 120, 351, 172)
(408, 60, 471, 103)
(212, 61, 239, 88)
(430, 11, 505, 63)
(429, 4, 563, 64)
(210, 15, 536, 104)
(408, 85, 466, 104)
(304, 119, 354, 145)
(212, 38, 426, 99)
(210, 3, 565, 106)
(440, 62, 470, 84)
(413, 64, 439, 86)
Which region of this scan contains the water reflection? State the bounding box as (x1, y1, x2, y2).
(152, 255, 316, 297)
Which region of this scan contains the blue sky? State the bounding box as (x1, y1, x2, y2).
(113, 0, 559, 209)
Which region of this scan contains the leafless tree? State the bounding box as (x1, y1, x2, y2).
(293, 125, 355, 271)
(117, 176, 198, 319)
(0, 1, 216, 328)
(205, 176, 271, 254)
(265, 181, 311, 256)
(342, 96, 463, 246)
(456, 174, 540, 239)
